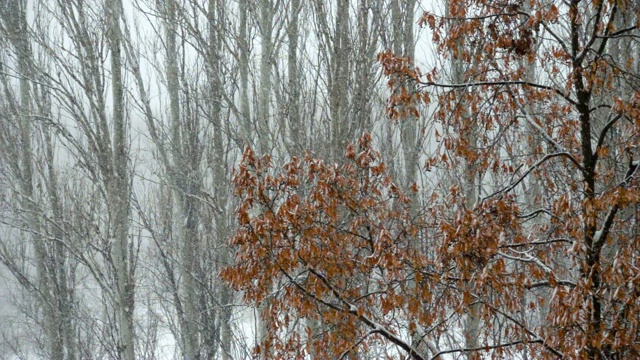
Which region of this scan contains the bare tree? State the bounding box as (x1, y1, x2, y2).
(0, 1, 544, 359)
(0, 2, 79, 358)
(125, 0, 238, 357)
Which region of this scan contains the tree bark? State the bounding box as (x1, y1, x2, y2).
(106, 0, 136, 358)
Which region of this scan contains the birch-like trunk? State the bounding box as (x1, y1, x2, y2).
(353, 0, 374, 136)
(106, 1, 135, 358)
(0, 3, 69, 358)
(444, 0, 481, 353)
(238, 0, 253, 146)
(330, 0, 351, 161)
(162, 1, 201, 358)
(388, 0, 428, 355)
(287, 0, 303, 153)
(40, 75, 78, 360)
(206, 2, 233, 359)
(394, 0, 419, 191)
(258, 0, 274, 154)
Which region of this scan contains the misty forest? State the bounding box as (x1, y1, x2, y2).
(1, 0, 640, 359)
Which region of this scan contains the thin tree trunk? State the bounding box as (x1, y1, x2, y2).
(41, 81, 77, 360)
(106, 0, 135, 358)
(207, 2, 232, 359)
(258, 0, 274, 154)
(162, 1, 201, 358)
(444, 0, 481, 354)
(0, 2, 65, 358)
(238, 0, 252, 147)
(397, 0, 419, 191)
(330, 0, 351, 161)
(287, 0, 303, 153)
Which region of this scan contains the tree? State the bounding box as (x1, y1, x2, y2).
(224, 1, 640, 359)
(0, 2, 77, 358)
(126, 0, 237, 357)
(224, 135, 428, 359)
(0, 0, 145, 357)
(0, 0, 413, 358)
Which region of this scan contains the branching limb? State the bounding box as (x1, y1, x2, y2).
(298, 266, 427, 360)
(520, 112, 568, 154)
(429, 339, 542, 360)
(516, 209, 559, 221)
(418, 80, 577, 106)
(486, 152, 584, 200)
(498, 250, 553, 274)
(592, 203, 620, 252)
(338, 330, 377, 360)
(594, 113, 623, 160)
(480, 301, 564, 358)
(526, 280, 577, 289)
(499, 238, 573, 249)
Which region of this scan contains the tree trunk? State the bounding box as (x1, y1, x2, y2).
(238, 0, 253, 147)
(162, 1, 201, 358)
(106, 0, 135, 358)
(330, 0, 351, 161)
(207, 2, 233, 359)
(0, 2, 67, 358)
(444, 0, 481, 354)
(258, 0, 274, 154)
(287, 0, 303, 153)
